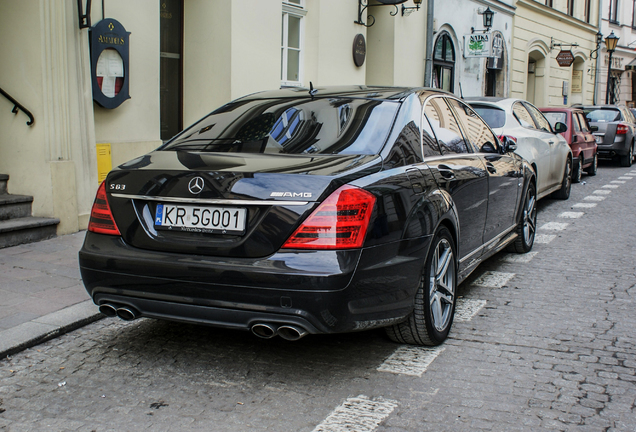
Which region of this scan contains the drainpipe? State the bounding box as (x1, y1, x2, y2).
(594, 0, 603, 104)
(424, 0, 434, 87)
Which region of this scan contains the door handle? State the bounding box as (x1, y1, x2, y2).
(485, 162, 497, 174)
(548, 141, 555, 145)
(437, 164, 456, 180)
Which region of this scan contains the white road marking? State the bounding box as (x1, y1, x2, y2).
(573, 203, 597, 208)
(593, 190, 612, 195)
(540, 222, 569, 231)
(558, 212, 584, 219)
(602, 184, 619, 189)
(455, 299, 487, 321)
(618, 176, 633, 180)
(611, 181, 626, 184)
(473, 271, 516, 288)
(584, 195, 606, 201)
(313, 395, 398, 432)
(535, 234, 557, 244)
(501, 251, 539, 263)
(378, 346, 445, 377)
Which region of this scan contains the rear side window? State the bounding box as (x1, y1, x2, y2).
(470, 104, 506, 129)
(512, 103, 536, 128)
(162, 97, 399, 155)
(543, 112, 567, 129)
(583, 108, 621, 122)
(424, 98, 469, 154)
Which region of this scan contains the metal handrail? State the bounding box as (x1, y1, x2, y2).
(0, 87, 34, 126)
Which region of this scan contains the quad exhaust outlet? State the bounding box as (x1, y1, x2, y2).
(251, 323, 308, 341)
(99, 303, 139, 321)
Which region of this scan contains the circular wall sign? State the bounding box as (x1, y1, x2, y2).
(353, 34, 366, 68)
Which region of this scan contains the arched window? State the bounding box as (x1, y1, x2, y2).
(433, 32, 455, 93)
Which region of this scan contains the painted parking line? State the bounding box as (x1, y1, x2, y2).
(618, 176, 633, 180)
(573, 203, 597, 208)
(602, 184, 619, 189)
(584, 195, 606, 201)
(501, 251, 539, 263)
(473, 271, 516, 288)
(455, 298, 488, 321)
(558, 212, 584, 219)
(378, 346, 445, 376)
(539, 222, 569, 231)
(535, 234, 557, 244)
(611, 181, 626, 184)
(313, 395, 399, 432)
(593, 190, 612, 195)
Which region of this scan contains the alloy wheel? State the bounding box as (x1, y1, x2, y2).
(429, 238, 455, 332)
(523, 187, 537, 246)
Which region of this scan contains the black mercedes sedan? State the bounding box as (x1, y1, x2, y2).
(79, 86, 536, 346)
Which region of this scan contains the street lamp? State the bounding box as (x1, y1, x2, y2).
(482, 7, 494, 32)
(605, 31, 620, 104)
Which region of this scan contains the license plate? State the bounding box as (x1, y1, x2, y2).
(155, 204, 247, 234)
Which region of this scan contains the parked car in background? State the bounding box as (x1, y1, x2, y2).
(79, 86, 537, 347)
(541, 107, 598, 183)
(576, 105, 636, 167)
(466, 97, 573, 200)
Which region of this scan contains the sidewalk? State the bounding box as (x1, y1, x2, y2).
(0, 231, 102, 358)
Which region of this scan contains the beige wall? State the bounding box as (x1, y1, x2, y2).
(511, 0, 599, 107)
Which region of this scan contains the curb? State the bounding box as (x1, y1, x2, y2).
(0, 300, 104, 359)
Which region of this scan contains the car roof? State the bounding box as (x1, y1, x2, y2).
(237, 86, 455, 102)
(540, 107, 581, 113)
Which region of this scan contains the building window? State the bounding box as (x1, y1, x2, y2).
(433, 32, 455, 93)
(610, 0, 619, 23)
(585, 0, 592, 22)
(545, 0, 553, 7)
(568, 0, 575, 16)
(281, 1, 306, 87)
(633, 0, 636, 27)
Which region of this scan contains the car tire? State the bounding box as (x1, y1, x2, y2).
(552, 157, 572, 200)
(620, 144, 633, 167)
(385, 227, 457, 346)
(585, 153, 598, 176)
(506, 181, 537, 254)
(572, 155, 583, 183)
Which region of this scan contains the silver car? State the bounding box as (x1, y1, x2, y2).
(466, 97, 573, 200)
(577, 105, 635, 167)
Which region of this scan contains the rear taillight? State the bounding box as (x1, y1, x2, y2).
(282, 185, 376, 250)
(617, 124, 629, 135)
(88, 181, 121, 236)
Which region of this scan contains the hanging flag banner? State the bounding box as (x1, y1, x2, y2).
(464, 33, 492, 58)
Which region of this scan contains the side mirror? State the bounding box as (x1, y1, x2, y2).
(501, 136, 517, 153)
(554, 122, 568, 134)
(590, 125, 599, 132)
(481, 142, 497, 153)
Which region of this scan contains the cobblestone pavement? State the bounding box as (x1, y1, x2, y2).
(0, 162, 635, 431)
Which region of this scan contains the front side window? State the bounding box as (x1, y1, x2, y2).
(281, 1, 305, 87)
(525, 103, 553, 132)
(424, 97, 468, 154)
(449, 99, 500, 153)
(513, 102, 536, 128)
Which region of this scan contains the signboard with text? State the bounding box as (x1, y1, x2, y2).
(464, 33, 491, 58)
(556, 50, 575, 68)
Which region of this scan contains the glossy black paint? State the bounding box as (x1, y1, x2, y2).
(79, 86, 535, 336)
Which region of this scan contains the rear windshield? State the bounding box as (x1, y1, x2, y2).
(470, 105, 506, 129)
(543, 112, 566, 129)
(583, 108, 621, 123)
(161, 97, 400, 155)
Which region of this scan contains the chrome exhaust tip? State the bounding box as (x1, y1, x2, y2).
(277, 325, 308, 341)
(98, 304, 118, 317)
(115, 307, 138, 321)
(251, 323, 278, 339)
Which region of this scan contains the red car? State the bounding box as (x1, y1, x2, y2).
(540, 108, 598, 183)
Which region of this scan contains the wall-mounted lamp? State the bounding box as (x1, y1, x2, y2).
(355, 0, 409, 28)
(481, 7, 495, 32)
(402, 0, 423, 16)
(77, 0, 92, 29)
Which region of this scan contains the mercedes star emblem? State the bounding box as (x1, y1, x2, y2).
(188, 177, 205, 194)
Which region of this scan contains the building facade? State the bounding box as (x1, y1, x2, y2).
(511, 0, 600, 107)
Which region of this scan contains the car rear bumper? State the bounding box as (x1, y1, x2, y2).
(79, 232, 430, 334)
(597, 136, 630, 158)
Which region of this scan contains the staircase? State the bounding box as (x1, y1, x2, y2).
(0, 174, 60, 248)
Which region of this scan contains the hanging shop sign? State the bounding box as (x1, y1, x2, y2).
(464, 33, 491, 58)
(353, 34, 366, 67)
(90, 18, 131, 109)
(487, 33, 504, 70)
(556, 50, 575, 68)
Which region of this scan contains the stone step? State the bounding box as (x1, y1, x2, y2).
(0, 174, 8, 195)
(0, 217, 60, 249)
(0, 194, 33, 221)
